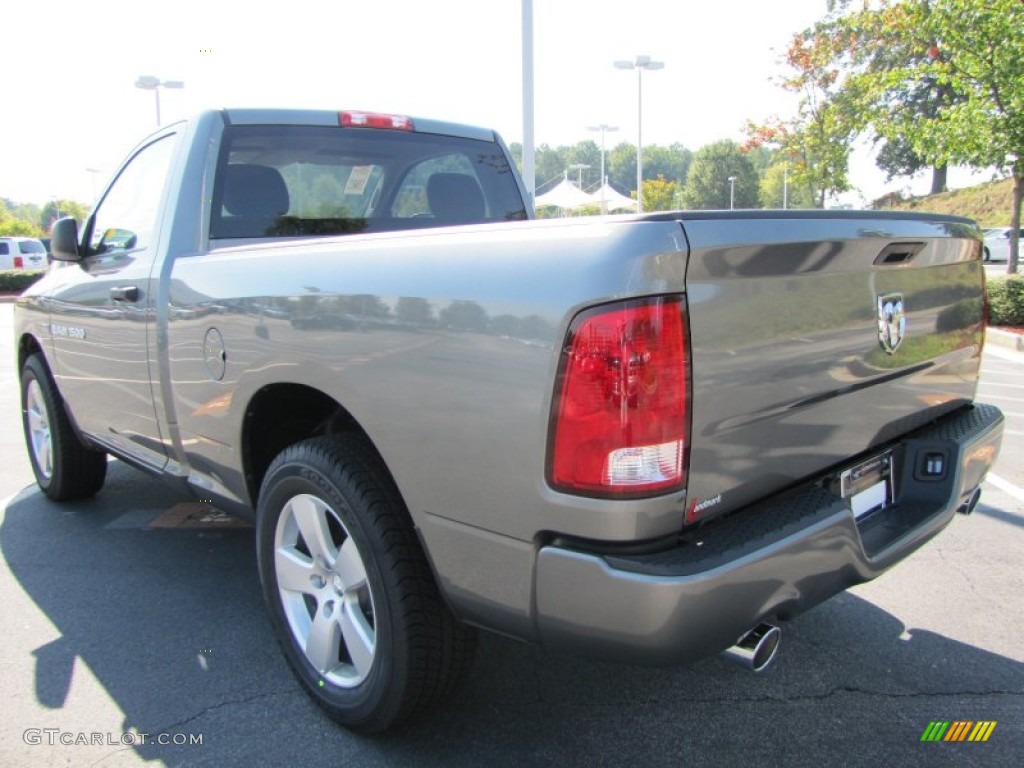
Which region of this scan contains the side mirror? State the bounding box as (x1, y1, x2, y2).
(51, 217, 82, 262)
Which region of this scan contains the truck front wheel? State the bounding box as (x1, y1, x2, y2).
(256, 435, 476, 733)
(20, 354, 107, 501)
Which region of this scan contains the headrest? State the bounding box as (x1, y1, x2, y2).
(221, 164, 290, 219)
(426, 173, 485, 221)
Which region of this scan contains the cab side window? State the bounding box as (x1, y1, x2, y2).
(89, 134, 179, 256)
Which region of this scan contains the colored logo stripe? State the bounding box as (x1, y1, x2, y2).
(944, 721, 972, 741)
(968, 722, 997, 742)
(920, 720, 997, 742)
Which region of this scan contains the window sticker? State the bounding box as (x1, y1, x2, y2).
(344, 166, 374, 196)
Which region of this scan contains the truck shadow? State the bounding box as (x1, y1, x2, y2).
(2, 463, 1022, 766)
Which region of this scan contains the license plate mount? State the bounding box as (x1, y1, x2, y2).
(835, 452, 894, 519)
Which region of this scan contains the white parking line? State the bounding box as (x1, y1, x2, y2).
(984, 346, 1024, 363)
(986, 473, 1024, 503)
(980, 374, 1022, 381)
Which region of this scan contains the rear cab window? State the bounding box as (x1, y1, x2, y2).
(210, 124, 526, 240)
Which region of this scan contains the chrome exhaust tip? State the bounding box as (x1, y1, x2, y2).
(722, 623, 781, 673)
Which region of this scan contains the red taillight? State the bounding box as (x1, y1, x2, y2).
(14, 256, 23, 268)
(339, 111, 414, 131)
(548, 297, 689, 498)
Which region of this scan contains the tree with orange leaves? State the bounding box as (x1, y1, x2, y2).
(744, 24, 856, 208)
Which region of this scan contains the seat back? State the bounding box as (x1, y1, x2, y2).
(426, 173, 486, 223)
(214, 164, 290, 238)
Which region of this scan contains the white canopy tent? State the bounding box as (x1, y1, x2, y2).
(535, 176, 639, 214)
(589, 182, 638, 212)
(534, 178, 593, 210)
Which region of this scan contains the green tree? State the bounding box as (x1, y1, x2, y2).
(760, 162, 815, 209)
(894, 0, 1024, 273)
(508, 142, 523, 172)
(681, 140, 759, 210)
(607, 142, 638, 199)
(523, 140, 692, 203)
(641, 176, 679, 212)
(40, 199, 89, 230)
(644, 144, 692, 188)
(533, 144, 568, 192)
(13, 202, 42, 227)
(563, 140, 602, 190)
(0, 207, 42, 236)
(745, 22, 856, 207)
(827, 0, 964, 195)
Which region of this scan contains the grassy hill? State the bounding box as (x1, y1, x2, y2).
(875, 177, 1015, 227)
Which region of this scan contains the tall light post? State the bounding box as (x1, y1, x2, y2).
(614, 55, 664, 213)
(134, 75, 185, 126)
(85, 168, 101, 200)
(521, 0, 535, 206)
(728, 176, 737, 210)
(568, 163, 591, 189)
(587, 123, 618, 213)
(783, 163, 789, 210)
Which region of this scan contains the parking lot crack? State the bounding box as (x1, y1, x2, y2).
(139, 687, 300, 733)
(774, 686, 1023, 704)
(937, 546, 985, 599)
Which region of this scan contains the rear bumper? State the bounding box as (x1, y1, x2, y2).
(534, 403, 1004, 664)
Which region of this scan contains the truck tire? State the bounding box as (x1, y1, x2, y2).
(256, 435, 477, 733)
(20, 354, 107, 501)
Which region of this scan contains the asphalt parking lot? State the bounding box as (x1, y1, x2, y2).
(0, 304, 1021, 767)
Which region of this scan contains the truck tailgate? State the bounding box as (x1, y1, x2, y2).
(678, 212, 984, 523)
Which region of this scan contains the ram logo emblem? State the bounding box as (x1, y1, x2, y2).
(877, 293, 906, 354)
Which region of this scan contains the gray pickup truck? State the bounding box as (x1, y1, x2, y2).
(15, 109, 1003, 732)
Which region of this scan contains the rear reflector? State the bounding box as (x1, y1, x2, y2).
(14, 256, 23, 268)
(548, 297, 689, 498)
(339, 111, 414, 131)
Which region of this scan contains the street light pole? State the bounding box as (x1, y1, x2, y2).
(568, 163, 591, 189)
(614, 55, 664, 213)
(85, 168, 101, 200)
(783, 163, 789, 210)
(587, 124, 618, 213)
(134, 76, 185, 127)
(521, 0, 535, 207)
(728, 176, 737, 210)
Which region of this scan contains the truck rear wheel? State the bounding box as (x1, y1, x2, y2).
(256, 435, 476, 733)
(20, 354, 107, 501)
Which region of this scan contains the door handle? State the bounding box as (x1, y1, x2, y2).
(110, 285, 140, 302)
(874, 242, 924, 266)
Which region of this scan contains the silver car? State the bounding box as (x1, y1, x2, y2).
(982, 227, 1023, 261)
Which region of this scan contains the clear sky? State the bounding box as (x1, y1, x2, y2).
(2, 0, 986, 208)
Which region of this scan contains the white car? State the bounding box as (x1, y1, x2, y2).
(982, 227, 1023, 262)
(0, 237, 48, 270)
